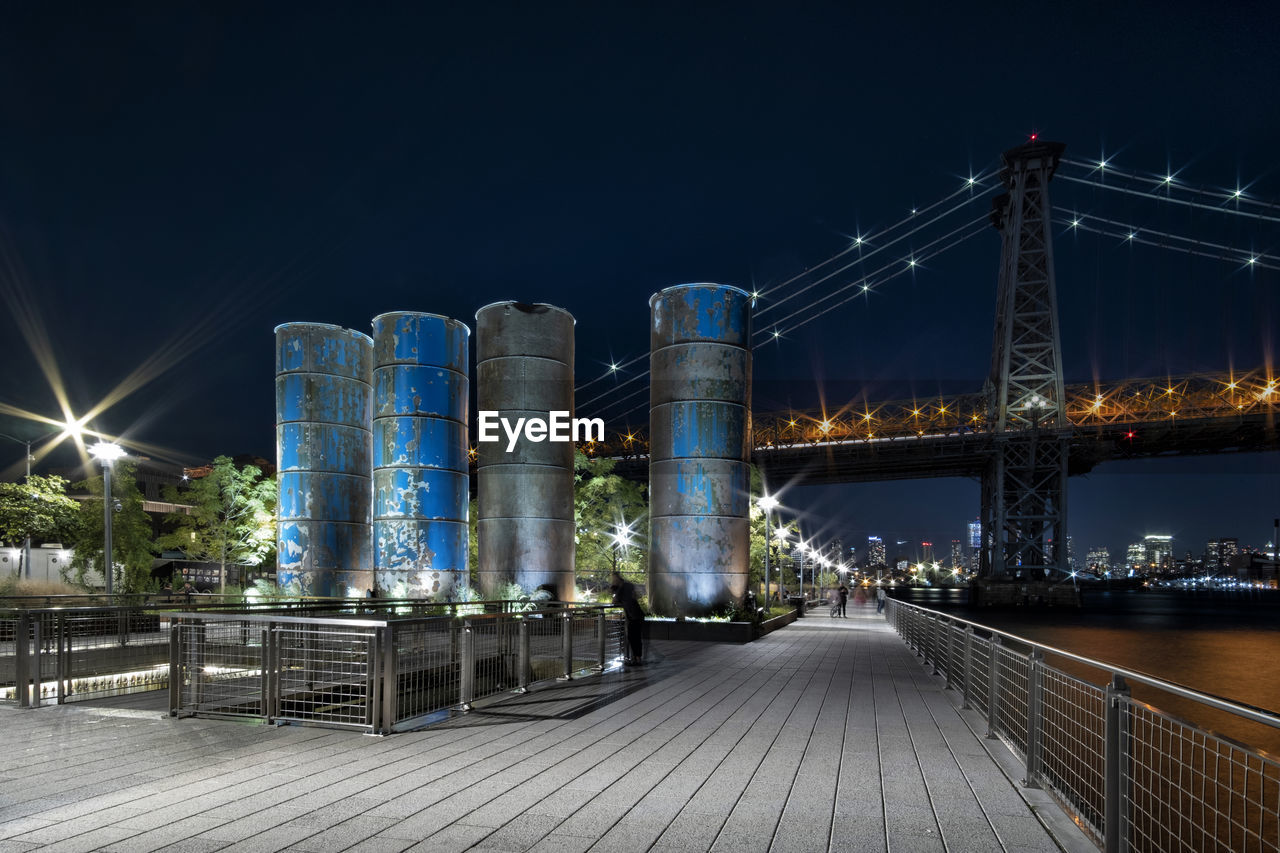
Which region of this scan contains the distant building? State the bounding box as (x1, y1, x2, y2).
(1085, 547, 1111, 574)
(1066, 535, 1077, 572)
(1145, 535, 1174, 575)
(1206, 538, 1238, 571)
(867, 536, 885, 567)
(1126, 542, 1146, 574)
(921, 541, 934, 565)
(950, 539, 963, 570)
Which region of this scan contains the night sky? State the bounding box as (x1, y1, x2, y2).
(1, 2, 1276, 562)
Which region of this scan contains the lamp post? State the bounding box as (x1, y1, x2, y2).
(774, 526, 790, 599)
(89, 442, 126, 595)
(758, 495, 778, 606)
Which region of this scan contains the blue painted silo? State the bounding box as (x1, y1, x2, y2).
(275, 323, 374, 597)
(371, 312, 471, 599)
(648, 284, 753, 616)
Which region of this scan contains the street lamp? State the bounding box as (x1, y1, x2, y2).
(774, 526, 790, 599)
(89, 442, 126, 595)
(758, 495, 779, 606)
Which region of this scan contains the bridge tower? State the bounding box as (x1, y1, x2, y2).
(980, 140, 1070, 583)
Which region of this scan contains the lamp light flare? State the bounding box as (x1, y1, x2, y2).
(89, 442, 126, 462)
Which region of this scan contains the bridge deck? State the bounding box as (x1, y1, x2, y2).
(0, 610, 1092, 852)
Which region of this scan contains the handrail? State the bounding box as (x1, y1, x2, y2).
(167, 603, 622, 628)
(891, 599, 1280, 731)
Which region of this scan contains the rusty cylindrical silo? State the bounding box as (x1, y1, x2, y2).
(275, 323, 374, 597)
(649, 284, 752, 616)
(475, 302, 576, 599)
(371, 312, 470, 599)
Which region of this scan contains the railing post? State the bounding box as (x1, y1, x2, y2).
(55, 613, 67, 704)
(1023, 648, 1043, 788)
(366, 630, 379, 732)
(15, 611, 31, 708)
(31, 617, 42, 706)
(1104, 674, 1132, 853)
(380, 624, 397, 733)
(560, 612, 573, 680)
(987, 635, 1001, 739)
(168, 620, 181, 716)
(594, 610, 606, 671)
(930, 615, 941, 676)
(943, 618, 954, 689)
(260, 627, 273, 722)
(961, 626, 974, 709)
(516, 621, 530, 693)
(459, 624, 474, 711)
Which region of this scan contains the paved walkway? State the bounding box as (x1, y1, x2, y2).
(0, 607, 1091, 852)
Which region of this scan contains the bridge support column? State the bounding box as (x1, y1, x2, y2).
(980, 140, 1070, 587)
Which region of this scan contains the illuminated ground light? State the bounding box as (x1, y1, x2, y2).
(0, 664, 262, 703)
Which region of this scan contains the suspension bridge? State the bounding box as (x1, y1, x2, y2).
(567, 139, 1279, 585)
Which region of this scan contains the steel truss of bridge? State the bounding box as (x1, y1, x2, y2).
(586, 369, 1278, 484)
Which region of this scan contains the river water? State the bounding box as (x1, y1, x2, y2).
(894, 586, 1280, 756)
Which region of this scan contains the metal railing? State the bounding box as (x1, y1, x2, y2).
(885, 599, 1280, 853)
(169, 606, 626, 733)
(1, 598, 613, 708)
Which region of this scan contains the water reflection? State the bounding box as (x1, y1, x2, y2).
(894, 587, 1280, 755)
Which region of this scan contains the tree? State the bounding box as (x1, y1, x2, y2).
(68, 461, 156, 592)
(748, 466, 797, 604)
(574, 450, 647, 594)
(156, 456, 276, 593)
(0, 475, 80, 551)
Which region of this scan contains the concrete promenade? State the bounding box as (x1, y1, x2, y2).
(0, 607, 1091, 852)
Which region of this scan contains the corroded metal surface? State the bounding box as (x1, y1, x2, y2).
(371, 312, 471, 600)
(275, 323, 374, 597)
(475, 302, 576, 599)
(648, 284, 752, 616)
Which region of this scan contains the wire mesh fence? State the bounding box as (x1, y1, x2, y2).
(2, 599, 621, 719)
(168, 605, 626, 733)
(884, 598, 1280, 853)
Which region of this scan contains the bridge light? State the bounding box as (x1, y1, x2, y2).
(1126, 431, 1136, 440)
(1248, 257, 1257, 265)
(772, 330, 780, 339)
(1070, 219, 1080, 228)
(1127, 232, 1136, 241)
(1233, 188, 1243, 198)
(1098, 159, 1108, 169)
(609, 362, 619, 372)
(1163, 175, 1174, 184)
(819, 420, 832, 433)
(966, 176, 975, 186)
(1030, 132, 1038, 141)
